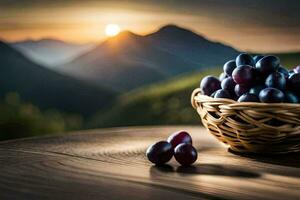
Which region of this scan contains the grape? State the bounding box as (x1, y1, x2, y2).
(146, 141, 173, 165)
(210, 91, 216, 97)
(219, 72, 228, 81)
(249, 85, 265, 96)
(288, 73, 300, 92)
(221, 77, 236, 94)
(174, 143, 198, 166)
(289, 70, 295, 77)
(259, 88, 285, 103)
(285, 91, 299, 103)
(278, 66, 289, 78)
(167, 131, 192, 149)
(238, 93, 259, 102)
(253, 68, 265, 84)
(236, 53, 254, 66)
(199, 54, 299, 103)
(255, 55, 280, 76)
(253, 55, 264, 64)
(200, 76, 221, 96)
(232, 65, 255, 86)
(294, 66, 300, 74)
(234, 84, 250, 97)
(223, 60, 237, 76)
(214, 89, 231, 99)
(265, 71, 286, 90)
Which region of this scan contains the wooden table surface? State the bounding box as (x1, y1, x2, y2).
(1, 126, 300, 200)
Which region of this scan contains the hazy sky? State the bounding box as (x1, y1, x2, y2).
(1, 0, 300, 52)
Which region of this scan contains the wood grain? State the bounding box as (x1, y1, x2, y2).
(1, 126, 300, 200)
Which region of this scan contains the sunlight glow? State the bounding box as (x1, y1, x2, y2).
(105, 24, 121, 37)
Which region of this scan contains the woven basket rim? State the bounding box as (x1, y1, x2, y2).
(192, 88, 300, 108)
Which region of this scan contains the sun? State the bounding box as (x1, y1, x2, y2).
(105, 24, 121, 37)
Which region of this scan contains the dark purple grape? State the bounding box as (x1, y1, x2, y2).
(278, 66, 289, 78)
(238, 93, 259, 102)
(200, 76, 221, 96)
(223, 60, 237, 76)
(167, 131, 192, 149)
(265, 71, 286, 90)
(288, 73, 300, 92)
(219, 72, 228, 81)
(232, 65, 255, 86)
(249, 85, 265, 96)
(253, 55, 264, 64)
(221, 77, 236, 94)
(259, 88, 285, 103)
(255, 55, 280, 77)
(214, 89, 231, 99)
(289, 70, 295, 76)
(294, 66, 300, 74)
(235, 84, 250, 97)
(285, 91, 299, 103)
(236, 53, 254, 67)
(232, 94, 239, 101)
(253, 68, 265, 84)
(174, 143, 198, 166)
(210, 91, 216, 97)
(146, 141, 173, 165)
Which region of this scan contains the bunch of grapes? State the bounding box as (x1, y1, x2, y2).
(146, 131, 198, 166)
(200, 53, 300, 103)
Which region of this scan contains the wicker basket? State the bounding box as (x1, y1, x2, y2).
(191, 88, 300, 154)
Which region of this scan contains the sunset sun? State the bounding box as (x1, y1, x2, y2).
(105, 24, 121, 37)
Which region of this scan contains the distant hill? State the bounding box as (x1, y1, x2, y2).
(272, 52, 300, 68)
(11, 38, 94, 67)
(88, 68, 221, 128)
(0, 41, 115, 116)
(60, 25, 239, 91)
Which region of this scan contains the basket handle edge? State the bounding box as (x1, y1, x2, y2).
(191, 88, 201, 109)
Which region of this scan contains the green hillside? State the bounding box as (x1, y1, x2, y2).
(0, 92, 83, 140)
(274, 52, 300, 68)
(88, 68, 221, 128)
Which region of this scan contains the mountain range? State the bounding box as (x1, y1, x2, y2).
(59, 25, 239, 91)
(11, 38, 94, 67)
(0, 41, 114, 116)
(1, 24, 240, 117)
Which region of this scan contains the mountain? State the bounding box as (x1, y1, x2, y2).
(11, 38, 94, 67)
(60, 25, 239, 91)
(0, 41, 115, 116)
(145, 25, 239, 66)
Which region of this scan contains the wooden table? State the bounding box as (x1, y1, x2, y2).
(1, 126, 300, 200)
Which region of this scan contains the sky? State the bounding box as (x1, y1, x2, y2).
(1, 0, 300, 52)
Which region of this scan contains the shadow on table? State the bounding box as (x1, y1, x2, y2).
(149, 164, 235, 200)
(229, 149, 300, 168)
(150, 163, 260, 178)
